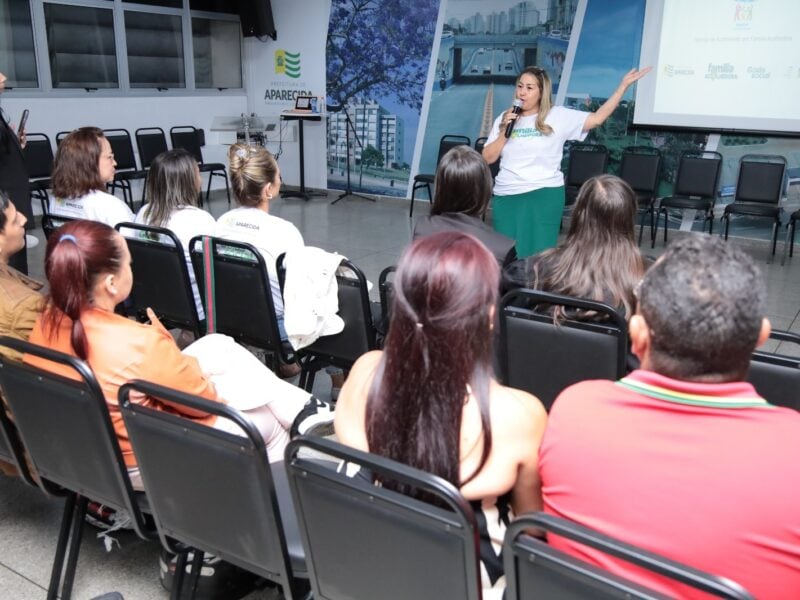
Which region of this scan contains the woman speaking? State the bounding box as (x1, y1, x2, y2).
(482, 65, 650, 257)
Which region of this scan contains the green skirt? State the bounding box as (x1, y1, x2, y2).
(492, 186, 564, 258)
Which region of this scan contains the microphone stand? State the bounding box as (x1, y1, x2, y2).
(331, 104, 374, 205)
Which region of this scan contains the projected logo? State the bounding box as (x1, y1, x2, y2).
(275, 50, 301, 79)
(663, 64, 694, 77)
(733, 1, 754, 29)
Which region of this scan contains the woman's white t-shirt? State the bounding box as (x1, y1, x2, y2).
(215, 207, 304, 316)
(487, 106, 589, 196)
(49, 189, 134, 227)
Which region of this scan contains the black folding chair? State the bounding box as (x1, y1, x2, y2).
(656, 150, 722, 248)
(376, 265, 397, 344)
(119, 379, 308, 599)
(748, 329, 800, 411)
(723, 154, 787, 256)
(170, 126, 230, 206)
(104, 129, 147, 211)
(619, 146, 661, 246)
(475, 136, 499, 180)
(285, 436, 482, 600)
(21, 132, 55, 217)
(116, 222, 204, 339)
(784, 209, 799, 265)
(189, 236, 295, 370)
(498, 289, 628, 411)
(0, 337, 156, 600)
(410, 134, 471, 218)
(504, 513, 754, 600)
(564, 143, 608, 206)
(134, 127, 169, 203)
(41, 214, 77, 239)
(276, 255, 378, 391)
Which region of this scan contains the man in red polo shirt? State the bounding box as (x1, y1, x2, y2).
(539, 235, 800, 599)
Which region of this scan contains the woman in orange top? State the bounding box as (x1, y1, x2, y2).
(26, 220, 325, 486)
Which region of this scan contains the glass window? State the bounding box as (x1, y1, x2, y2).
(0, 1, 38, 88)
(192, 18, 241, 88)
(44, 3, 118, 89)
(126, 0, 182, 7)
(190, 0, 235, 13)
(125, 10, 184, 88)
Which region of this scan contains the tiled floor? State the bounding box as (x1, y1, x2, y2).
(2, 188, 798, 599)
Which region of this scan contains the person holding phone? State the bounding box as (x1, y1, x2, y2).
(0, 72, 34, 274)
(481, 66, 650, 258)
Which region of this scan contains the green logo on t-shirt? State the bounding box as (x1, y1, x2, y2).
(512, 127, 543, 139)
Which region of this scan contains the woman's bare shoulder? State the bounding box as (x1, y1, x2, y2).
(490, 381, 547, 433)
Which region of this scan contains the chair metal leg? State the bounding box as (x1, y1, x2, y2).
(723, 214, 730, 240)
(771, 221, 778, 256)
(781, 221, 793, 265)
(791, 220, 796, 258)
(409, 185, 417, 219)
(59, 495, 89, 600)
(651, 209, 660, 249)
(662, 208, 669, 244)
(187, 550, 204, 598)
(47, 493, 78, 600)
(170, 552, 189, 600)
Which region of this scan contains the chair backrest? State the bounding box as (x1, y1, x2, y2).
(55, 130, 70, 146)
(119, 379, 301, 598)
(41, 214, 76, 239)
(436, 134, 471, 167)
(378, 265, 396, 332)
(619, 146, 661, 196)
(673, 150, 722, 199)
(748, 329, 800, 411)
(280, 257, 377, 368)
(475, 136, 499, 179)
(285, 436, 482, 600)
(733, 154, 786, 205)
(134, 127, 169, 170)
(0, 385, 40, 488)
(504, 513, 754, 600)
(499, 289, 628, 411)
(0, 336, 152, 537)
(21, 133, 55, 179)
(169, 126, 204, 164)
(103, 128, 140, 171)
(565, 143, 609, 188)
(116, 222, 203, 338)
(189, 236, 287, 359)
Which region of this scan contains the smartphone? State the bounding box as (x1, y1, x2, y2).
(17, 109, 29, 134)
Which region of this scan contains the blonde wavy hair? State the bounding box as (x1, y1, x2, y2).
(228, 143, 279, 207)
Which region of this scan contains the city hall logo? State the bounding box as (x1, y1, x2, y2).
(663, 64, 694, 77)
(275, 49, 301, 79)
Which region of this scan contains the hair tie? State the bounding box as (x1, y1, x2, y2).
(59, 234, 78, 244)
(415, 322, 423, 330)
(236, 147, 248, 159)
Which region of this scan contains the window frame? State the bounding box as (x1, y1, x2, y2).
(8, 0, 243, 97)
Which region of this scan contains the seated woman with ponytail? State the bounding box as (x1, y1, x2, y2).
(334, 231, 546, 598)
(25, 220, 331, 488)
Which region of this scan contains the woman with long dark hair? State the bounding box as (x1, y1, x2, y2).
(134, 149, 215, 319)
(482, 66, 649, 257)
(49, 127, 134, 227)
(503, 174, 647, 320)
(413, 145, 515, 265)
(335, 231, 546, 596)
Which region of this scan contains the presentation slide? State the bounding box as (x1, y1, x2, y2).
(634, 0, 800, 134)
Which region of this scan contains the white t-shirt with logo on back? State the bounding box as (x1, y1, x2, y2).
(49, 189, 134, 227)
(215, 207, 304, 316)
(487, 105, 589, 196)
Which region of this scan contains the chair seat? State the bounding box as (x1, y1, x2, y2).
(414, 173, 435, 184)
(724, 202, 781, 218)
(271, 461, 308, 576)
(200, 163, 226, 173)
(31, 178, 51, 191)
(660, 195, 713, 210)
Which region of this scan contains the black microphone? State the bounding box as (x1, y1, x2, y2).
(504, 99, 524, 138)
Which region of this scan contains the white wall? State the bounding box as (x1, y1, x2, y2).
(1, 0, 331, 193)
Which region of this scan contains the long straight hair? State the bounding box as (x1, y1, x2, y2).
(141, 149, 201, 227)
(529, 174, 645, 318)
(431, 145, 493, 218)
(43, 220, 124, 359)
(366, 232, 498, 491)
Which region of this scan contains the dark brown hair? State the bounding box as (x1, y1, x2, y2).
(432, 145, 493, 218)
(141, 149, 201, 227)
(528, 174, 645, 319)
(366, 232, 497, 491)
(43, 220, 124, 359)
(51, 127, 107, 199)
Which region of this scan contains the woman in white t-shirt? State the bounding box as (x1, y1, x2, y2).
(49, 126, 134, 227)
(134, 148, 216, 320)
(216, 143, 304, 339)
(482, 66, 650, 258)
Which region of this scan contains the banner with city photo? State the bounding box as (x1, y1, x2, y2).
(417, 0, 576, 179)
(325, 0, 441, 197)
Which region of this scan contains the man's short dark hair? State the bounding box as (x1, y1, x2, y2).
(638, 235, 766, 382)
